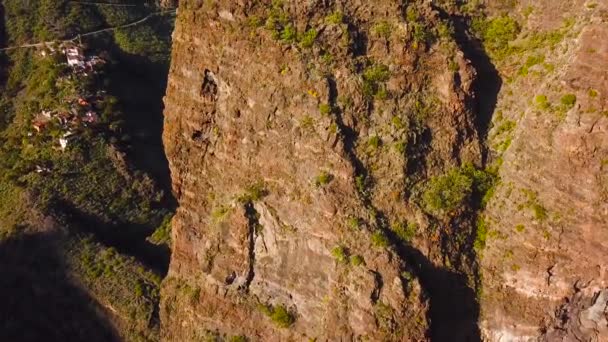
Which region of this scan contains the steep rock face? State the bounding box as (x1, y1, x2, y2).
(480, 1, 608, 340)
(162, 0, 482, 340)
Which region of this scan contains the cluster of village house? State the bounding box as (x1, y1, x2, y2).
(32, 43, 106, 150)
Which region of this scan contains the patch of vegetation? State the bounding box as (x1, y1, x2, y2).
(367, 135, 382, 150)
(420, 164, 498, 216)
(588, 89, 599, 98)
(331, 245, 349, 264)
(314, 171, 333, 187)
(474, 216, 488, 252)
(421, 168, 473, 216)
(355, 174, 368, 196)
(71, 236, 161, 336)
(394, 141, 407, 155)
(265, 2, 292, 40)
(518, 55, 545, 76)
(238, 181, 269, 203)
(472, 15, 521, 59)
(319, 103, 332, 115)
(148, 214, 173, 246)
(300, 115, 314, 130)
(347, 216, 362, 230)
(535, 94, 551, 110)
(258, 304, 296, 328)
(391, 221, 418, 242)
(406, 6, 433, 46)
(247, 15, 264, 28)
(515, 224, 525, 232)
(280, 24, 297, 42)
(371, 230, 390, 248)
(325, 11, 344, 25)
(362, 63, 390, 100)
(519, 189, 548, 221)
(372, 21, 392, 39)
(495, 118, 516, 133)
(299, 28, 318, 48)
(350, 255, 364, 266)
(229, 336, 248, 342)
(0, 2, 175, 340)
(532, 203, 548, 221)
(436, 21, 454, 40)
(495, 136, 513, 153)
(211, 206, 231, 222)
(374, 301, 396, 333)
(560, 94, 577, 109)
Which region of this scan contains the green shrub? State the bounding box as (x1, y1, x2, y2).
(319, 103, 332, 115)
(422, 168, 474, 215)
(363, 64, 390, 83)
(331, 245, 349, 263)
(421, 164, 498, 216)
(362, 64, 390, 99)
(391, 221, 417, 242)
(134, 281, 144, 297)
(372, 21, 392, 39)
(436, 22, 454, 40)
(265, 4, 292, 40)
(535, 95, 551, 110)
(280, 24, 297, 42)
(473, 15, 520, 58)
(518, 55, 545, 76)
(229, 336, 248, 342)
(300, 115, 314, 129)
(394, 141, 407, 154)
(347, 216, 362, 229)
(149, 214, 173, 246)
(238, 181, 268, 203)
(474, 216, 488, 252)
(560, 94, 577, 109)
(532, 203, 548, 221)
(391, 116, 405, 129)
(326, 11, 344, 25)
(321, 52, 334, 64)
(494, 120, 516, 136)
(211, 206, 231, 222)
(247, 15, 263, 28)
(315, 171, 333, 187)
(371, 230, 389, 248)
(589, 89, 598, 98)
(299, 28, 318, 48)
(355, 174, 367, 194)
(259, 304, 296, 328)
(515, 224, 525, 232)
(350, 255, 364, 266)
(368, 135, 381, 150)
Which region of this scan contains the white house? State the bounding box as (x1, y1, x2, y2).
(59, 131, 75, 150)
(65, 47, 85, 68)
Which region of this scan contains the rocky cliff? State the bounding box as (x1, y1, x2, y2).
(478, 0, 608, 340)
(162, 0, 486, 340)
(161, 0, 608, 341)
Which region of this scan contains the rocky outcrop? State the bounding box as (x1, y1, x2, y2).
(161, 0, 484, 340)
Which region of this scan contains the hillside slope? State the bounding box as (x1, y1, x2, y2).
(0, 1, 175, 340)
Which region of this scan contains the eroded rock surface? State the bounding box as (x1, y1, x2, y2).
(480, 1, 608, 340)
(161, 0, 484, 340)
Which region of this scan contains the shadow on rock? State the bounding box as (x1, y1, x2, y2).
(388, 228, 481, 342)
